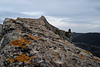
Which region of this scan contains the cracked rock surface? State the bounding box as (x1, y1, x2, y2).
(0, 16, 100, 67)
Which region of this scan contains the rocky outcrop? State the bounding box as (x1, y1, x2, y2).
(40, 16, 72, 42)
(0, 16, 100, 67)
(0, 24, 3, 40)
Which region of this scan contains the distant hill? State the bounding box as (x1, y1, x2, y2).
(72, 33, 100, 57)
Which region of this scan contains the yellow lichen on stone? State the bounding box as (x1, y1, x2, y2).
(21, 37, 25, 43)
(21, 45, 26, 48)
(21, 37, 31, 44)
(11, 37, 31, 48)
(15, 54, 29, 62)
(15, 54, 34, 63)
(11, 39, 23, 46)
(7, 58, 15, 63)
(25, 40, 31, 44)
(30, 56, 34, 59)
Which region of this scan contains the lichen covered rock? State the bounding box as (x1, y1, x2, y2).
(0, 16, 100, 67)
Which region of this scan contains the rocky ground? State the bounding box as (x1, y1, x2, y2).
(0, 16, 100, 67)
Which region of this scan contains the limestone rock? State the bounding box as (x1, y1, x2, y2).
(0, 16, 100, 67)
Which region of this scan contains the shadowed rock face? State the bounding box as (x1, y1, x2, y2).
(0, 16, 100, 67)
(0, 24, 3, 41)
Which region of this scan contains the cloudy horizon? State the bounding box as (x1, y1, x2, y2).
(0, 0, 100, 33)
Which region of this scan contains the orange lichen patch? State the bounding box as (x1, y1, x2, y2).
(15, 54, 34, 63)
(93, 58, 100, 61)
(21, 37, 25, 43)
(15, 54, 29, 62)
(29, 35, 39, 40)
(59, 37, 63, 39)
(28, 62, 34, 67)
(11, 40, 23, 46)
(7, 58, 15, 63)
(78, 55, 85, 59)
(25, 40, 31, 44)
(21, 45, 26, 48)
(83, 50, 90, 55)
(2, 57, 5, 60)
(29, 56, 34, 60)
(11, 37, 31, 47)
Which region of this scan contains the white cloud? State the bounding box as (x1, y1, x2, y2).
(45, 16, 100, 32)
(88, 24, 100, 28)
(21, 12, 44, 17)
(0, 0, 100, 32)
(46, 16, 77, 27)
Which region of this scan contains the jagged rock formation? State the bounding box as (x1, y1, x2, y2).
(0, 16, 100, 67)
(40, 16, 72, 42)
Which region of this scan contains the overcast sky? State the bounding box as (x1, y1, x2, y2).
(0, 0, 100, 33)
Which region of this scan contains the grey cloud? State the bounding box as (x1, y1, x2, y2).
(0, 0, 100, 32)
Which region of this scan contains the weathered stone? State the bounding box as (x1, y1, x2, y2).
(0, 16, 100, 67)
